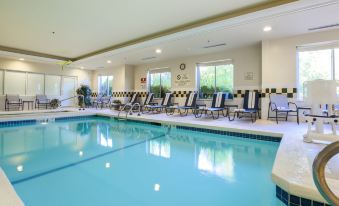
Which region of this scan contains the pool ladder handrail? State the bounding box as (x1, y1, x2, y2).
(312, 141, 339, 206)
(117, 103, 141, 120)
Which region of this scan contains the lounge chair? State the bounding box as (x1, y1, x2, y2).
(120, 93, 140, 111)
(35, 95, 50, 109)
(267, 94, 298, 124)
(144, 93, 173, 114)
(5, 94, 22, 111)
(229, 91, 260, 123)
(168, 92, 198, 116)
(141, 93, 156, 113)
(194, 92, 226, 119)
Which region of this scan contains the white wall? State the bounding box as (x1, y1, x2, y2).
(135, 44, 261, 91)
(134, 44, 261, 106)
(261, 28, 339, 118)
(0, 57, 93, 109)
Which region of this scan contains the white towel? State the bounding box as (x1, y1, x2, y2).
(163, 93, 170, 105)
(145, 94, 153, 105)
(187, 93, 195, 106)
(215, 92, 223, 107)
(130, 94, 137, 103)
(247, 92, 255, 109)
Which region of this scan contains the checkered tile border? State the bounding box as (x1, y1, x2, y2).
(261, 88, 297, 98)
(92, 88, 297, 99)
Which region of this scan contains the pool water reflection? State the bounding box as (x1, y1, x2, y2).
(0, 117, 282, 206)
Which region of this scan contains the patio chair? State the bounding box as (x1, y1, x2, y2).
(267, 94, 298, 124)
(96, 96, 112, 109)
(5, 94, 22, 111)
(35, 95, 50, 109)
(194, 92, 226, 119)
(169, 92, 198, 116)
(91, 94, 103, 108)
(230, 91, 260, 123)
(144, 93, 173, 114)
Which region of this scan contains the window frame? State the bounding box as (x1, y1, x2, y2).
(196, 60, 234, 99)
(98, 75, 113, 96)
(297, 45, 339, 100)
(148, 68, 171, 98)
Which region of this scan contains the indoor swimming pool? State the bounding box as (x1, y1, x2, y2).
(0, 116, 282, 206)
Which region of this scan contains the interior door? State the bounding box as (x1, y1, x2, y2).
(61, 77, 76, 107)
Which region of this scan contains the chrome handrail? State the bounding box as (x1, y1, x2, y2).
(117, 103, 141, 120)
(312, 141, 339, 206)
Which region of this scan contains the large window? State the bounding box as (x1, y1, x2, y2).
(197, 61, 234, 99)
(98, 75, 113, 96)
(298, 46, 339, 98)
(149, 69, 171, 98)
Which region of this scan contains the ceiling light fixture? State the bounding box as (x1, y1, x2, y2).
(263, 26, 272, 32)
(107, 60, 112, 64)
(19, 58, 25, 61)
(155, 49, 162, 54)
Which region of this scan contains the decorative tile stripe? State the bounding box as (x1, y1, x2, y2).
(0, 119, 36, 127)
(124, 118, 162, 126)
(176, 125, 281, 142)
(261, 88, 297, 98)
(276, 186, 330, 206)
(55, 115, 97, 121)
(233, 89, 261, 98)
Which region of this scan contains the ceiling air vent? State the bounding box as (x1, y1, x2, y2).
(142, 56, 156, 61)
(203, 43, 226, 49)
(308, 23, 339, 31)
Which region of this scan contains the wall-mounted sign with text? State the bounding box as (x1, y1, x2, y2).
(175, 73, 190, 87)
(141, 77, 147, 89)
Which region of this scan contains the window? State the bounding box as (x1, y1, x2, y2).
(149, 69, 171, 98)
(98, 75, 113, 96)
(197, 61, 234, 99)
(298, 46, 339, 98)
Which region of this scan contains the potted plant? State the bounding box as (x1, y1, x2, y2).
(111, 99, 122, 110)
(50, 99, 60, 109)
(76, 85, 92, 108)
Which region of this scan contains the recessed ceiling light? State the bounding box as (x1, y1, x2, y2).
(105, 162, 111, 168)
(19, 58, 25, 61)
(107, 60, 112, 64)
(155, 49, 162, 54)
(80, 66, 84, 69)
(263, 26, 272, 32)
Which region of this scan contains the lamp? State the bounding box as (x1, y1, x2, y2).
(303, 80, 339, 143)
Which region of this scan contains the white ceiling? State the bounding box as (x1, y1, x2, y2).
(71, 0, 339, 69)
(0, 0, 269, 58)
(1, 0, 339, 70)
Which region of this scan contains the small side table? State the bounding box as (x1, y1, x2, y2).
(297, 106, 312, 124)
(23, 100, 34, 110)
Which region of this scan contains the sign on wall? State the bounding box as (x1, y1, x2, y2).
(174, 73, 190, 87)
(140, 77, 147, 89)
(244, 72, 254, 81)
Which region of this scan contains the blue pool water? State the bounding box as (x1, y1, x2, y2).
(0, 116, 283, 206)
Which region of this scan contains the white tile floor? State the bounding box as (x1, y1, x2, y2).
(0, 107, 338, 205)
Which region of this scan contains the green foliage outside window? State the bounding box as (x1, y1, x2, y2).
(150, 72, 171, 98)
(198, 64, 234, 99)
